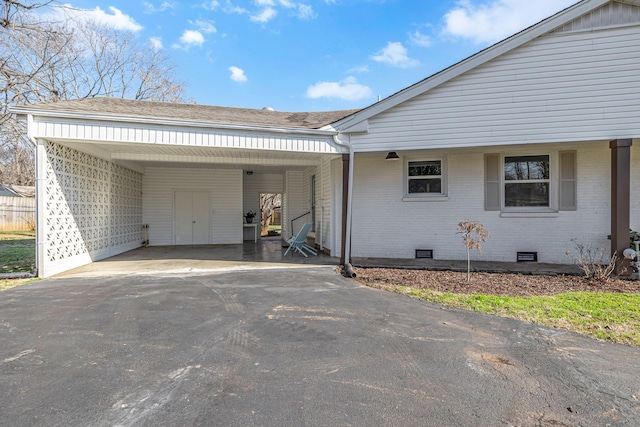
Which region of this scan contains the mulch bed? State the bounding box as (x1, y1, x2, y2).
(354, 268, 640, 297)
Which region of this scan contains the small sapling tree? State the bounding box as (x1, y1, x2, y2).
(457, 220, 490, 283)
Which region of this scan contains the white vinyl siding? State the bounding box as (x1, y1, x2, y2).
(318, 155, 334, 251)
(283, 171, 306, 238)
(331, 157, 344, 258)
(298, 160, 332, 251)
(349, 25, 640, 151)
(32, 118, 345, 154)
(142, 168, 242, 245)
(242, 173, 284, 240)
(552, 2, 640, 34)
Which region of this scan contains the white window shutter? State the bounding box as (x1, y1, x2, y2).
(559, 151, 577, 211)
(485, 154, 500, 211)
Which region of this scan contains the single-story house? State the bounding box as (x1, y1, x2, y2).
(11, 0, 640, 277)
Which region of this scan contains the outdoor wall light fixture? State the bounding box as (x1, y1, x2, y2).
(385, 151, 400, 161)
(246, 170, 253, 175)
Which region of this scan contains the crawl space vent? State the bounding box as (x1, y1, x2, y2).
(517, 252, 538, 262)
(415, 249, 433, 259)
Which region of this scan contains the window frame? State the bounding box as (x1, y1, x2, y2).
(403, 156, 448, 201)
(500, 152, 557, 212)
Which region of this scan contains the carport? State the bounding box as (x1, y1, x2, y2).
(12, 98, 357, 277)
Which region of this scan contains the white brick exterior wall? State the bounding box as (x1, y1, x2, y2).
(350, 142, 624, 264)
(631, 146, 640, 234)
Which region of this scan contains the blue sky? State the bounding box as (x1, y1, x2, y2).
(59, 0, 577, 112)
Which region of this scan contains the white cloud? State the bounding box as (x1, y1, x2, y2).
(409, 30, 432, 48)
(371, 42, 419, 68)
(172, 30, 205, 49)
(143, 1, 177, 13)
(149, 37, 163, 50)
(273, 0, 315, 19)
(442, 0, 576, 44)
(223, 1, 248, 14)
(191, 18, 217, 34)
(251, 7, 277, 23)
(221, 0, 313, 23)
(229, 66, 248, 82)
(295, 4, 315, 19)
(62, 5, 143, 32)
(306, 76, 372, 101)
(347, 65, 369, 74)
(200, 1, 220, 10)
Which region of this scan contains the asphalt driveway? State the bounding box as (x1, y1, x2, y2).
(1, 265, 639, 426)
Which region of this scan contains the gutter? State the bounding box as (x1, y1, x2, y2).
(10, 106, 339, 138)
(332, 133, 355, 274)
(26, 114, 37, 146)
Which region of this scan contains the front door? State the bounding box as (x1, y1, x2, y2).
(174, 191, 210, 245)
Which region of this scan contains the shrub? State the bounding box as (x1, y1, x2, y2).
(567, 239, 618, 281)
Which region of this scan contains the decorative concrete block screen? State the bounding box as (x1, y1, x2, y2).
(43, 142, 142, 274)
(110, 162, 143, 248)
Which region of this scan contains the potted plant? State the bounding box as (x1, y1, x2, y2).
(245, 210, 256, 224)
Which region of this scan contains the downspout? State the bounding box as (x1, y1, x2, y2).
(26, 114, 40, 277)
(332, 133, 356, 277)
(319, 205, 324, 252)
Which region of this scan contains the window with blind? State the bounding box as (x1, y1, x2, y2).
(405, 158, 447, 199)
(504, 155, 550, 207)
(484, 151, 576, 212)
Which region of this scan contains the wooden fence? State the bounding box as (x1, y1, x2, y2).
(0, 196, 35, 231)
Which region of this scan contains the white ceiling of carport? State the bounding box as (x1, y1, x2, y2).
(58, 139, 330, 174)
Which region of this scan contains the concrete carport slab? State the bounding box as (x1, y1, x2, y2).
(55, 241, 340, 278)
(1, 265, 639, 426)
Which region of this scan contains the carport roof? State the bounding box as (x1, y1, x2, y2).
(14, 97, 361, 130)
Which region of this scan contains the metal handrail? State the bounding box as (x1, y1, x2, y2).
(290, 211, 310, 238)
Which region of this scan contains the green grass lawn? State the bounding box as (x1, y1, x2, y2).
(370, 284, 640, 347)
(0, 230, 36, 274)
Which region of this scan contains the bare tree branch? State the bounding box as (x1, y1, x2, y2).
(0, 3, 188, 185)
(2, 0, 57, 29)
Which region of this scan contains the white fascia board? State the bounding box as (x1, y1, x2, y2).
(10, 106, 338, 138)
(341, 120, 369, 134)
(350, 137, 613, 153)
(333, 0, 610, 131)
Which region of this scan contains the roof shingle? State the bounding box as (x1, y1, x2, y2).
(20, 98, 360, 130)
